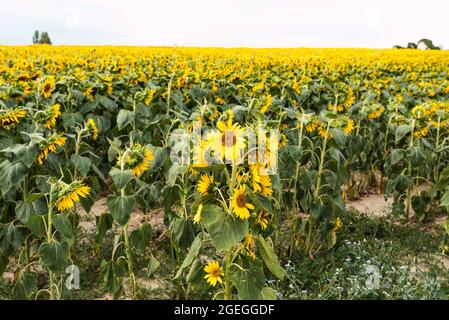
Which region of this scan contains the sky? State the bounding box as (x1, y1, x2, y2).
(1, 0, 448, 48)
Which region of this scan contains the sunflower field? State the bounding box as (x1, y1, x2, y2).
(0, 46, 449, 300)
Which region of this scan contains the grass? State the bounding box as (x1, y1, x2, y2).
(271, 211, 449, 300)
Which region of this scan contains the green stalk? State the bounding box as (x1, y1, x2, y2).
(223, 249, 233, 300)
(307, 124, 329, 256)
(293, 118, 305, 212)
(123, 223, 136, 299)
(46, 194, 55, 300)
(406, 120, 415, 218)
(434, 117, 441, 183)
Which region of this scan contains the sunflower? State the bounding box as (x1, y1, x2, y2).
(367, 106, 385, 120)
(203, 261, 224, 287)
(205, 114, 245, 164)
(0, 108, 27, 130)
(197, 174, 214, 195)
(248, 164, 262, 193)
(120, 144, 154, 177)
(193, 203, 203, 224)
(40, 77, 55, 98)
(412, 105, 426, 119)
(86, 118, 99, 140)
(243, 234, 256, 259)
(144, 89, 156, 106)
(55, 181, 91, 211)
(260, 174, 273, 196)
(343, 119, 355, 136)
(305, 118, 318, 133)
(414, 125, 429, 138)
(260, 94, 272, 113)
(332, 217, 343, 232)
(84, 86, 94, 101)
(231, 185, 254, 220)
(36, 134, 67, 165)
(279, 133, 288, 149)
(256, 211, 269, 230)
(248, 163, 272, 195)
(44, 104, 61, 129)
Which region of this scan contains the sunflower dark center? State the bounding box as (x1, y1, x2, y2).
(236, 194, 247, 208)
(44, 83, 51, 92)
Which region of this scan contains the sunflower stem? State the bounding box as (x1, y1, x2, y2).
(123, 223, 137, 299)
(224, 249, 233, 300)
(46, 192, 55, 300)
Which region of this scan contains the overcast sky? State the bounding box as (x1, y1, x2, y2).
(1, 0, 448, 48)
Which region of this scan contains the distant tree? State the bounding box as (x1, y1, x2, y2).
(40, 32, 52, 45)
(418, 39, 440, 50)
(32, 30, 40, 44)
(32, 31, 52, 45)
(394, 39, 441, 50)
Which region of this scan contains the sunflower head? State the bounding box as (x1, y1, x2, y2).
(36, 133, 67, 165)
(41, 77, 55, 99)
(231, 185, 254, 220)
(54, 180, 90, 211)
(120, 144, 154, 177)
(203, 261, 224, 287)
(86, 118, 99, 140)
(333, 217, 343, 232)
(243, 234, 256, 259)
(43, 104, 61, 130)
(197, 174, 214, 195)
(256, 211, 269, 230)
(84, 86, 95, 101)
(412, 105, 427, 119)
(193, 203, 203, 225)
(205, 114, 246, 164)
(0, 108, 27, 130)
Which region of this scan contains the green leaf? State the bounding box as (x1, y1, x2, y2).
(70, 154, 91, 177)
(130, 223, 152, 253)
(186, 259, 207, 290)
(147, 253, 160, 278)
(110, 167, 134, 189)
(0, 223, 26, 253)
(38, 241, 69, 272)
(256, 235, 285, 280)
(174, 234, 202, 279)
(52, 214, 74, 240)
(229, 257, 265, 300)
(100, 259, 126, 298)
(389, 149, 404, 166)
(202, 206, 248, 251)
(261, 287, 277, 300)
(0, 253, 8, 277)
(12, 273, 37, 300)
(26, 214, 46, 237)
(95, 211, 113, 243)
(0, 160, 28, 195)
(172, 218, 195, 250)
(117, 109, 135, 130)
(440, 191, 449, 209)
(107, 195, 136, 226)
(395, 124, 411, 143)
(167, 163, 188, 186)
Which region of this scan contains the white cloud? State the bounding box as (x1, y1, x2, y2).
(0, 0, 448, 47)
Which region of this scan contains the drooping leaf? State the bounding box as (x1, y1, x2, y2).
(107, 195, 136, 226)
(256, 235, 285, 280)
(38, 241, 70, 272)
